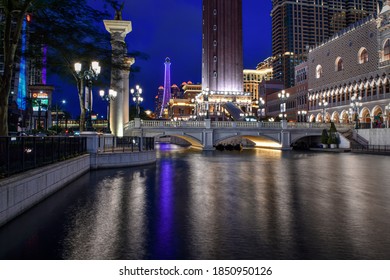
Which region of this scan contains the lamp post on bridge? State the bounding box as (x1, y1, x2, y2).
(297, 110, 307, 122)
(131, 85, 143, 118)
(74, 61, 101, 131)
(99, 89, 117, 133)
(278, 90, 289, 122)
(318, 99, 328, 123)
(257, 97, 265, 121)
(350, 94, 362, 129)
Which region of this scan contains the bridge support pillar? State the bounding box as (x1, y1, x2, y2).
(134, 118, 141, 128)
(205, 118, 211, 129)
(202, 129, 215, 150)
(280, 131, 291, 150)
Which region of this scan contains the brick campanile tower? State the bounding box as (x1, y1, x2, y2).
(202, 0, 243, 94)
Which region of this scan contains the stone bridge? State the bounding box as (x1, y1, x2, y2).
(124, 119, 351, 150)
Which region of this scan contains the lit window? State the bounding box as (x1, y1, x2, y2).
(316, 65, 322, 79)
(358, 48, 368, 64)
(384, 40, 390, 61)
(335, 57, 343, 71)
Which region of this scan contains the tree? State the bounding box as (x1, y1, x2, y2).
(321, 129, 329, 145)
(1, 0, 148, 135)
(0, 0, 35, 136)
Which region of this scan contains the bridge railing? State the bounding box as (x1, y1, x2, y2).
(124, 119, 353, 130)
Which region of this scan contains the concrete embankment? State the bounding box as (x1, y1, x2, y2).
(0, 150, 157, 227)
(0, 154, 90, 227)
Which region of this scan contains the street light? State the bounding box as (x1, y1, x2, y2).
(318, 99, 328, 123)
(131, 85, 143, 118)
(74, 61, 101, 131)
(297, 110, 307, 122)
(257, 97, 265, 121)
(278, 90, 289, 121)
(99, 89, 117, 133)
(55, 99, 66, 134)
(350, 94, 363, 129)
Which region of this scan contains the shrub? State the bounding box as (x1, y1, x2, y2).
(321, 129, 329, 144)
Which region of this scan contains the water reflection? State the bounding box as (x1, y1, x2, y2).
(1, 146, 390, 259)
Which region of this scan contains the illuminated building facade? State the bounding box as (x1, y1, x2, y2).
(201, 0, 250, 120)
(271, 0, 380, 89)
(0, 7, 52, 132)
(306, 3, 390, 128)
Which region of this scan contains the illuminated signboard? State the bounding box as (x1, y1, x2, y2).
(32, 92, 49, 111)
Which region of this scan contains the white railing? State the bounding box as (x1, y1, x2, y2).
(125, 120, 351, 130)
(140, 120, 206, 128)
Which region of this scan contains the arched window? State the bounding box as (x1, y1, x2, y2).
(358, 48, 368, 64)
(335, 57, 344, 71)
(384, 40, 390, 61)
(316, 65, 322, 79)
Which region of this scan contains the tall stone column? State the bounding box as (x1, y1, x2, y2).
(104, 19, 134, 137)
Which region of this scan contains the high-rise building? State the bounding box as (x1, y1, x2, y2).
(202, 0, 243, 93)
(271, 0, 381, 89)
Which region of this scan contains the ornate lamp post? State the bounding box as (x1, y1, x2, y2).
(74, 61, 101, 131)
(278, 90, 289, 121)
(318, 99, 328, 123)
(131, 85, 143, 118)
(257, 97, 265, 121)
(350, 94, 362, 129)
(297, 110, 307, 122)
(99, 89, 117, 133)
(203, 88, 210, 119)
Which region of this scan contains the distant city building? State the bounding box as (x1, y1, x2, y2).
(243, 68, 272, 101)
(169, 82, 201, 120)
(271, 0, 381, 89)
(0, 8, 54, 132)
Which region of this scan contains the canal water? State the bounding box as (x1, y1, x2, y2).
(1, 144, 390, 260)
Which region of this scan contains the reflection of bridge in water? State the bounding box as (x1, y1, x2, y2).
(124, 119, 352, 150)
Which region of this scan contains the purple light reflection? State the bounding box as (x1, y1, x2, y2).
(155, 159, 174, 258)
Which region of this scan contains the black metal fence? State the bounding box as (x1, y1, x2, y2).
(99, 136, 155, 152)
(351, 143, 390, 154)
(0, 136, 87, 178)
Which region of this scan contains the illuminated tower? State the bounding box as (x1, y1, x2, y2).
(159, 57, 171, 118)
(202, 0, 243, 93)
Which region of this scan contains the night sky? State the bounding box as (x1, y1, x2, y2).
(51, 0, 273, 119)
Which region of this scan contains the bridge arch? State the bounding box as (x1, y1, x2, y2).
(215, 134, 282, 149)
(146, 132, 204, 149)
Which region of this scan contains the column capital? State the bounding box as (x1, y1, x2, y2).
(104, 20, 132, 39)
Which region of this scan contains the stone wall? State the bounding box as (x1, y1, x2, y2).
(0, 154, 90, 227)
(357, 128, 390, 145)
(90, 150, 156, 169)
